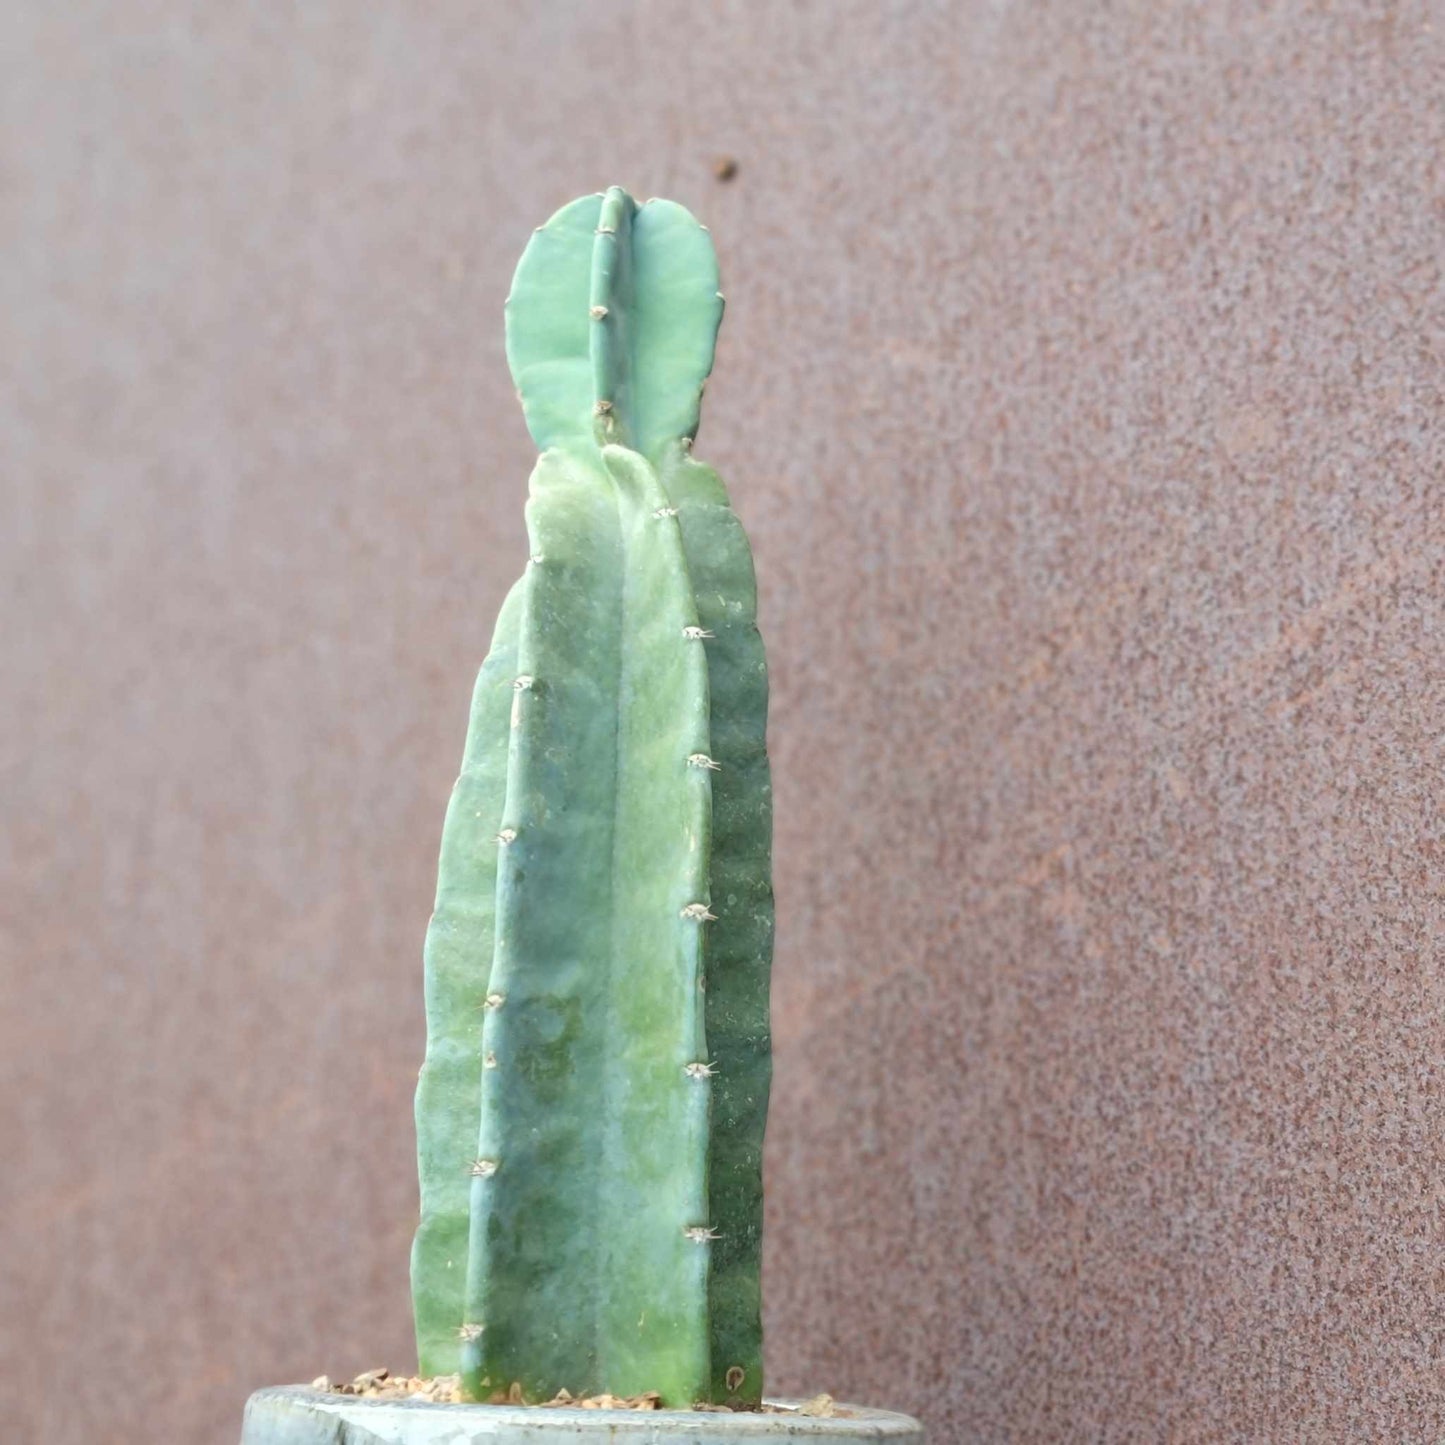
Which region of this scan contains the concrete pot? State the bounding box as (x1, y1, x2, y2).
(240, 1387, 926, 1445)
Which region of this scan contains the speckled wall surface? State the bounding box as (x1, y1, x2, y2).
(3, 3, 1441, 1440)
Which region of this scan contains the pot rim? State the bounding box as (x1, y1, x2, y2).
(243, 1384, 926, 1439)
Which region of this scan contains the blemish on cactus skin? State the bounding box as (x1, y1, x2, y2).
(514, 995, 583, 1100)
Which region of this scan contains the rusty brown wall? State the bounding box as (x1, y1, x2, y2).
(4, 3, 1443, 1440)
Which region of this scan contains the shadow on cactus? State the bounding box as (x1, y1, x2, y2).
(410, 186, 775, 1409)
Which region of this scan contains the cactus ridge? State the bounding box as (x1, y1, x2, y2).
(413, 188, 772, 1409)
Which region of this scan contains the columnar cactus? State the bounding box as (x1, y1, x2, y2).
(411, 187, 773, 1410)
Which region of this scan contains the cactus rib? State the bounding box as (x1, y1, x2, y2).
(411, 580, 524, 1373)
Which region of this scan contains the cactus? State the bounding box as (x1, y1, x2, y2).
(410, 187, 773, 1410)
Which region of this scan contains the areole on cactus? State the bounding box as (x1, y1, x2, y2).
(410, 187, 775, 1409)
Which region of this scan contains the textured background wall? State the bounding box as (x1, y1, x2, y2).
(3, 3, 1442, 1441)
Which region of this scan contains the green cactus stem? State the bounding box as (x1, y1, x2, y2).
(411, 188, 773, 1409)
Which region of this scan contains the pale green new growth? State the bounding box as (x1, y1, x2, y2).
(411, 188, 773, 1409)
